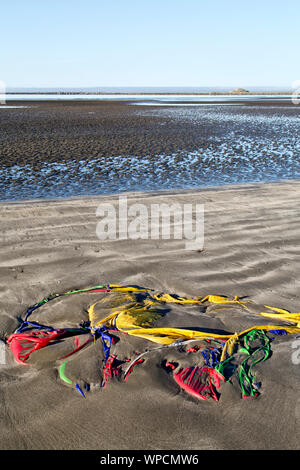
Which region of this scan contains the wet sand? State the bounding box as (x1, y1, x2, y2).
(0, 181, 300, 450)
(1, 99, 299, 200)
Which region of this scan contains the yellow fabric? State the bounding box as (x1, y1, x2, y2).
(259, 306, 300, 327)
(117, 327, 231, 345)
(200, 295, 247, 305)
(88, 290, 244, 332)
(109, 284, 149, 292)
(220, 332, 239, 361)
(151, 293, 202, 304)
(87, 286, 300, 352)
(88, 292, 164, 331)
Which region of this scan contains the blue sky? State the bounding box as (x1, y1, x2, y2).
(1, 0, 299, 89)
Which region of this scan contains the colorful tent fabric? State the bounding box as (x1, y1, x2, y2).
(7, 328, 85, 364)
(6, 283, 300, 400)
(173, 366, 225, 401)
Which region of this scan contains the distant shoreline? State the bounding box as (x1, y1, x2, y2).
(6, 91, 293, 96)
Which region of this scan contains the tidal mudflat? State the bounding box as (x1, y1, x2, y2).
(0, 99, 299, 200)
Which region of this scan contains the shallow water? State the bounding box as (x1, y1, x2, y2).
(2, 93, 294, 102)
(0, 105, 31, 109)
(0, 103, 300, 201)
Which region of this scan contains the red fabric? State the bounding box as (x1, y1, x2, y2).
(187, 346, 201, 353)
(124, 358, 144, 381)
(173, 366, 224, 401)
(102, 354, 122, 388)
(86, 288, 110, 293)
(165, 361, 177, 370)
(7, 330, 67, 364)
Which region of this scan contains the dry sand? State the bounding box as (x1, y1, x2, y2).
(0, 181, 300, 450)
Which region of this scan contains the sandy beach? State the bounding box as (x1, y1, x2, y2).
(1, 181, 300, 450)
(2, 0, 300, 456)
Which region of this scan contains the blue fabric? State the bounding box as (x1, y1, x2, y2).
(201, 348, 220, 368)
(269, 329, 288, 335)
(75, 383, 86, 398)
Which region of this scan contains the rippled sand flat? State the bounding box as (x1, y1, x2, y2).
(0, 182, 300, 450)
